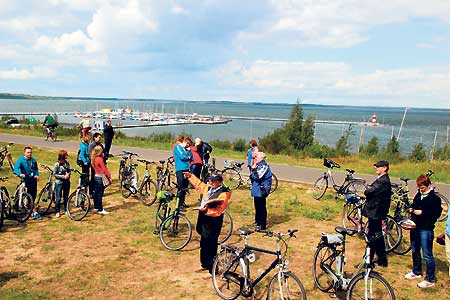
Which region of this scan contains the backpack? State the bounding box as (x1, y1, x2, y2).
(76, 149, 83, 167)
(203, 142, 213, 154)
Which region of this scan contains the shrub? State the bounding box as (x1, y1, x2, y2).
(259, 128, 291, 154)
(210, 139, 232, 150)
(232, 139, 247, 152)
(409, 143, 427, 162)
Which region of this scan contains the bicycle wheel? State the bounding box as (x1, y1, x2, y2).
(383, 215, 402, 252)
(66, 190, 90, 221)
(212, 249, 242, 300)
(312, 243, 336, 292)
(138, 179, 158, 206)
(36, 184, 54, 215)
(346, 271, 395, 300)
(221, 168, 242, 190)
(0, 188, 7, 229)
(392, 232, 411, 255)
(218, 210, 233, 244)
(270, 173, 279, 194)
(267, 271, 307, 300)
(312, 176, 328, 200)
(51, 132, 57, 141)
(14, 192, 33, 223)
(159, 214, 192, 251)
(345, 180, 366, 198)
(342, 203, 362, 232)
(436, 191, 449, 222)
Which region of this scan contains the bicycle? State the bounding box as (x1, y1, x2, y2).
(312, 226, 396, 300)
(155, 156, 178, 193)
(221, 159, 279, 193)
(43, 126, 57, 142)
(118, 151, 139, 198)
(135, 158, 158, 206)
(312, 158, 366, 200)
(341, 194, 402, 253)
(66, 168, 91, 221)
(0, 142, 15, 171)
(1, 178, 34, 223)
(35, 164, 56, 215)
(211, 227, 306, 300)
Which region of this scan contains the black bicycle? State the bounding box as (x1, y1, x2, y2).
(1, 177, 34, 224)
(66, 169, 90, 221)
(0, 142, 15, 171)
(35, 164, 57, 215)
(118, 151, 139, 198)
(155, 157, 178, 193)
(312, 158, 366, 200)
(212, 227, 306, 300)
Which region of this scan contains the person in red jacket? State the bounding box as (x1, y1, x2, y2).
(91, 146, 112, 215)
(186, 137, 203, 178)
(184, 172, 230, 274)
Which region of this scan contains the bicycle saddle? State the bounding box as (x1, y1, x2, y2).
(335, 226, 357, 236)
(164, 191, 175, 199)
(400, 177, 410, 183)
(235, 162, 245, 168)
(346, 168, 355, 174)
(238, 227, 254, 236)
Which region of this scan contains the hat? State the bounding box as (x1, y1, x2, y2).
(373, 160, 389, 168)
(209, 174, 223, 182)
(195, 138, 202, 145)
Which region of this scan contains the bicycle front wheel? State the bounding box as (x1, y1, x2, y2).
(346, 271, 395, 300)
(270, 173, 279, 194)
(436, 191, 449, 222)
(36, 184, 54, 215)
(159, 214, 192, 251)
(14, 192, 33, 222)
(138, 179, 158, 206)
(383, 215, 402, 252)
(312, 176, 328, 200)
(212, 248, 242, 300)
(221, 168, 242, 190)
(66, 190, 90, 221)
(342, 203, 362, 232)
(345, 180, 367, 198)
(267, 271, 307, 300)
(392, 233, 411, 255)
(218, 210, 233, 244)
(312, 243, 336, 292)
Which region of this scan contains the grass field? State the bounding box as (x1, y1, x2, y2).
(1, 146, 449, 300)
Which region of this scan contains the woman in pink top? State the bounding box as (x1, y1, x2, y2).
(91, 146, 112, 215)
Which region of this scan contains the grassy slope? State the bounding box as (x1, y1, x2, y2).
(0, 146, 449, 300)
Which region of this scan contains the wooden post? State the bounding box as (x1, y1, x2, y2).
(358, 126, 365, 152)
(430, 129, 438, 161)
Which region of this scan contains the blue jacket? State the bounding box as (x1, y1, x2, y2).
(250, 160, 272, 198)
(79, 141, 90, 164)
(446, 211, 450, 236)
(173, 144, 190, 171)
(247, 146, 257, 168)
(14, 156, 39, 179)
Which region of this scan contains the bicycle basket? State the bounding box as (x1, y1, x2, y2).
(321, 233, 343, 245)
(323, 159, 333, 168)
(345, 194, 361, 204)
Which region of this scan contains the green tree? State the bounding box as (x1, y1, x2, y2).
(285, 100, 303, 150)
(409, 143, 427, 162)
(335, 125, 354, 156)
(300, 115, 315, 149)
(260, 128, 291, 154)
(363, 136, 379, 156)
(384, 136, 401, 160)
(232, 138, 247, 152)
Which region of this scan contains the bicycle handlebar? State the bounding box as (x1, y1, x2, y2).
(0, 177, 8, 182)
(122, 151, 139, 157)
(137, 159, 157, 165)
(40, 164, 53, 172)
(426, 169, 434, 177)
(68, 168, 84, 175)
(257, 228, 298, 239)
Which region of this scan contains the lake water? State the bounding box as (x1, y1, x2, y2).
(1, 98, 449, 154)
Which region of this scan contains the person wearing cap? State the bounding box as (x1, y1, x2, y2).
(184, 172, 230, 274)
(404, 174, 442, 288)
(363, 160, 392, 267)
(250, 153, 272, 230)
(188, 138, 203, 178)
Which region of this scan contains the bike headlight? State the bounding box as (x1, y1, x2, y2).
(284, 259, 289, 266)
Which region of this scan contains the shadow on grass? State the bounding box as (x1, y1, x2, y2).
(0, 271, 26, 288)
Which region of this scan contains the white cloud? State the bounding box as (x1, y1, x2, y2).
(0, 67, 56, 80)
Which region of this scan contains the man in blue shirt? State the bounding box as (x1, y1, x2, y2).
(14, 146, 42, 219)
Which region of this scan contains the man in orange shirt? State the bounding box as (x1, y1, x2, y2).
(184, 172, 230, 274)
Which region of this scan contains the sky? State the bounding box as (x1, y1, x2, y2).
(0, 0, 449, 108)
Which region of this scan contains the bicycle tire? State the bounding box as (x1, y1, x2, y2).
(436, 191, 449, 222)
(36, 184, 54, 215)
(66, 190, 90, 221)
(138, 179, 158, 206)
(14, 192, 33, 223)
(51, 132, 57, 142)
(344, 180, 367, 198)
(312, 243, 336, 292)
(221, 168, 242, 190)
(159, 214, 192, 251)
(0, 187, 7, 229)
(363, 216, 402, 253)
(120, 169, 135, 199)
(346, 271, 395, 300)
(218, 210, 233, 244)
(211, 248, 242, 300)
(270, 173, 279, 194)
(312, 176, 328, 200)
(118, 163, 124, 182)
(392, 232, 411, 255)
(341, 202, 362, 232)
(267, 271, 307, 300)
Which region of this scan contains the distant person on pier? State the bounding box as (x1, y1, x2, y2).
(173, 136, 191, 209)
(247, 139, 259, 171)
(103, 119, 115, 162)
(187, 137, 203, 178)
(79, 116, 91, 138)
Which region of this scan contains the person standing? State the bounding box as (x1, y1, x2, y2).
(43, 113, 57, 133)
(184, 172, 230, 274)
(363, 160, 391, 267)
(445, 208, 450, 278)
(103, 119, 115, 161)
(13, 146, 42, 219)
(250, 152, 272, 230)
(188, 138, 203, 178)
(247, 140, 259, 171)
(53, 150, 71, 218)
(173, 137, 190, 208)
(91, 146, 111, 215)
(79, 135, 91, 194)
(88, 133, 104, 198)
(79, 116, 91, 138)
(404, 174, 442, 288)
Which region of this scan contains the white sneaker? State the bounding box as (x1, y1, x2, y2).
(98, 210, 110, 215)
(405, 272, 422, 280)
(55, 212, 61, 218)
(93, 208, 99, 212)
(417, 280, 435, 288)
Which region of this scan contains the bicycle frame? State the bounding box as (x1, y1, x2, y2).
(0, 143, 15, 171)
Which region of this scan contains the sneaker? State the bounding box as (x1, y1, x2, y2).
(405, 272, 422, 280)
(93, 208, 99, 212)
(32, 212, 43, 220)
(417, 280, 435, 288)
(98, 209, 110, 215)
(55, 212, 61, 218)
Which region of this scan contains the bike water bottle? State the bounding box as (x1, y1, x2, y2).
(336, 256, 342, 275)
